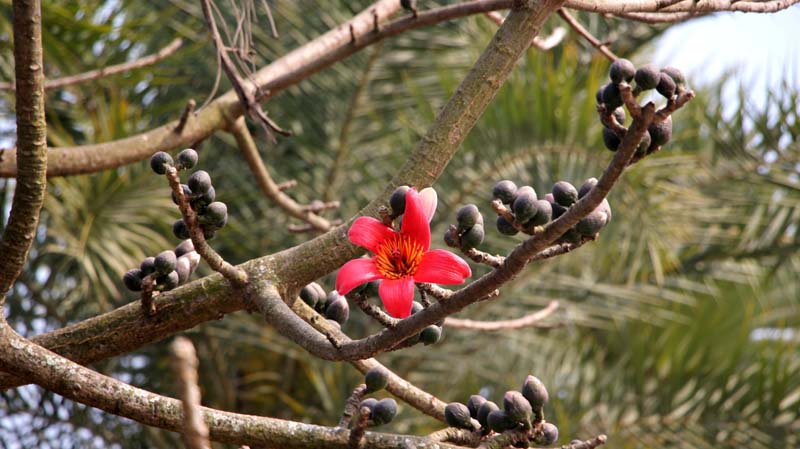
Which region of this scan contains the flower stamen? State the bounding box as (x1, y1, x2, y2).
(374, 233, 424, 280)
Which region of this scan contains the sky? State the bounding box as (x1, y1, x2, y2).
(652, 6, 800, 114)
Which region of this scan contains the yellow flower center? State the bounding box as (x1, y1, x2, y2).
(374, 233, 424, 280)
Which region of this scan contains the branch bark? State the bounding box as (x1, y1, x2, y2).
(0, 0, 48, 302)
(0, 38, 183, 91)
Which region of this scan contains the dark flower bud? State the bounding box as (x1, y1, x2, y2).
(158, 270, 180, 290)
(389, 185, 410, 216)
(444, 403, 473, 429)
(661, 66, 685, 87)
(172, 184, 192, 205)
(512, 186, 538, 223)
(360, 398, 378, 415)
(496, 216, 518, 236)
(552, 181, 578, 207)
(176, 148, 198, 170)
(492, 180, 518, 204)
(602, 127, 621, 152)
(487, 410, 516, 433)
(174, 239, 194, 257)
(648, 116, 673, 146)
(140, 257, 156, 276)
(477, 401, 500, 428)
(154, 250, 177, 275)
(444, 228, 458, 247)
(191, 186, 216, 213)
(456, 204, 484, 230)
(420, 325, 442, 345)
(609, 58, 636, 84)
(525, 200, 552, 227)
(300, 283, 322, 307)
(202, 226, 216, 240)
(325, 294, 349, 325)
(204, 202, 229, 229)
(175, 256, 192, 284)
(173, 219, 190, 240)
(365, 366, 390, 393)
(187, 170, 212, 194)
(150, 151, 173, 175)
(539, 422, 559, 446)
(410, 301, 424, 314)
(601, 83, 623, 110)
(521, 375, 549, 410)
(123, 269, 144, 292)
(371, 398, 398, 425)
(459, 224, 484, 250)
(634, 64, 660, 90)
(594, 86, 604, 105)
(656, 72, 676, 99)
(578, 178, 598, 199)
(467, 395, 487, 419)
(503, 391, 533, 423)
(612, 107, 626, 125)
(182, 251, 200, 272)
(575, 209, 609, 236)
(550, 201, 567, 220)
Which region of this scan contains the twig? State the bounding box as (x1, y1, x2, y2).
(141, 274, 158, 316)
(347, 406, 371, 449)
(564, 0, 800, 14)
(171, 337, 211, 449)
(0, 38, 183, 91)
(354, 294, 399, 328)
(300, 200, 341, 213)
(565, 435, 609, 449)
(557, 9, 617, 61)
(200, 0, 290, 140)
(166, 167, 248, 285)
(276, 180, 297, 191)
(339, 384, 368, 428)
(175, 99, 197, 134)
(417, 284, 453, 301)
(427, 427, 483, 446)
(444, 301, 559, 331)
(229, 117, 333, 231)
(483, 11, 566, 51)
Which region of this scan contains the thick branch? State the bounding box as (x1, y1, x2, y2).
(0, 38, 183, 91)
(0, 0, 48, 301)
(0, 324, 463, 449)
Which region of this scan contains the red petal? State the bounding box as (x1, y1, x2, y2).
(401, 188, 431, 251)
(378, 277, 415, 318)
(349, 217, 396, 253)
(335, 258, 383, 295)
(414, 249, 471, 284)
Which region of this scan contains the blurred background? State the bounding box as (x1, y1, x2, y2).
(1, 1, 798, 448)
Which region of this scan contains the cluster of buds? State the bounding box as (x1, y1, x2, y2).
(444, 375, 558, 447)
(356, 367, 398, 427)
(122, 239, 200, 293)
(150, 149, 229, 241)
(597, 60, 684, 155)
(489, 179, 611, 241)
(300, 282, 350, 326)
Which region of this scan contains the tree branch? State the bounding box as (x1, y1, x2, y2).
(564, 0, 800, 13)
(444, 300, 559, 331)
(0, 0, 48, 302)
(171, 337, 211, 449)
(229, 117, 332, 231)
(0, 38, 183, 91)
(557, 9, 617, 61)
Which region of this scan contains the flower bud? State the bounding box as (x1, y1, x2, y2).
(389, 186, 410, 216)
(538, 422, 559, 446)
(154, 250, 177, 275)
(602, 127, 621, 152)
(174, 239, 195, 257)
(173, 219, 190, 240)
(188, 170, 212, 194)
(456, 204, 483, 230)
(487, 410, 516, 433)
(578, 178, 598, 199)
(656, 72, 676, 99)
(648, 116, 673, 146)
(609, 58, 635, 84)
(325, 295, 349, 325)
(420, 325, 442, 345)
(123, 269, 144, 292)
(477, 401, 499, 428)
(503, 391, 532, 423)
(467, 394, 487, 419)
(364, 367, 390, 393)
(552, 181, 578, 207)
(444, 402, 473, 429)
(150, 152, 173, 175)
(492, 180, 518, 204)
(634, 64, 660, 90)
(496, 216, 518, 236)
(459, 224, 484, 250)
(371, 398, 397, 425)
(512, 186, 538, 223)
(521, 375, 549, 410)
(177, 148, 198, 170)
(524, 200, 552, 227)
(140, 257, 156, 276)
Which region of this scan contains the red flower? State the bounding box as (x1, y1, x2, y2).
(336, 188, 471, 318)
